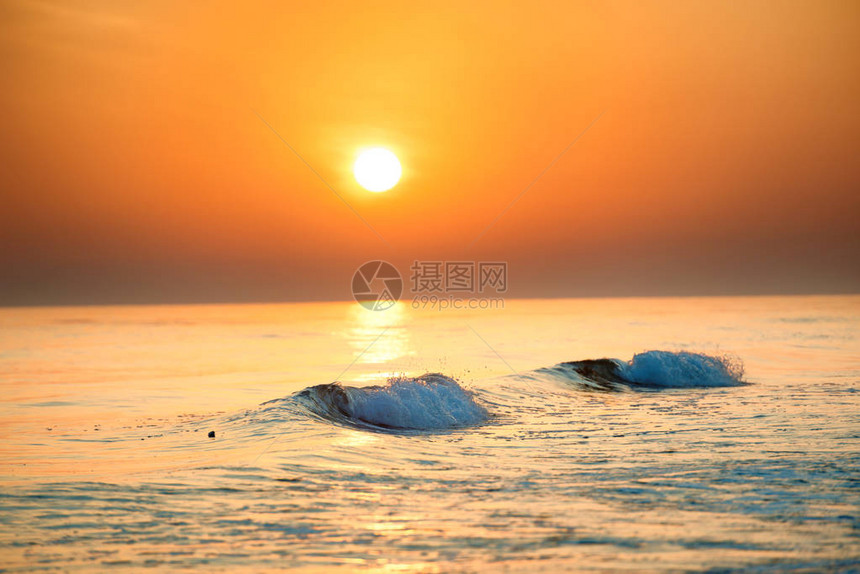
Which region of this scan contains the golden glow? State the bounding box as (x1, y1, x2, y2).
(344, 302, 412, 370)
(353, 148, 402, 192)
(0, 2, 858, 302)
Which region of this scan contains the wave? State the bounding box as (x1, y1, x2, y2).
(284, 351, 743, 432)
(545, 351, 745, 390)
(294, 373, 489, 431)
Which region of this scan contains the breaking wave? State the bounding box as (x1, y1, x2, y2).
(294, 373, 489, 431)
(283, 351, 744, 432)
(544, 350, 745, 390)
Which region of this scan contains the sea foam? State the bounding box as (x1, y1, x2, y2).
(551, 350, 745, 390)
(620, 350, 744, 388)
(296, 373, 488, 431)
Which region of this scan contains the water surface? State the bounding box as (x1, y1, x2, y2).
(1, 296, 858, 571)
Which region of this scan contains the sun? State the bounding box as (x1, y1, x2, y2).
(354, 148, 401, 192)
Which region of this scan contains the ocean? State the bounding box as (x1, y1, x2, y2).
(1, 296, 858, 571)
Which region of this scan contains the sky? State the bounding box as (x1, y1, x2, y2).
(1, 0, 858, 305)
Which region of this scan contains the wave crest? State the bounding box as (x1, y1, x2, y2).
(551, 351, 744, 390)
(295, 373, 489, 431)
(621, 350, 744, 388)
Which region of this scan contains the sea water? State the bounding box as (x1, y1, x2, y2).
(0, 296, 858, 571)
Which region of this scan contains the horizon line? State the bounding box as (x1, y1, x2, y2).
(1, 290, 858, 310)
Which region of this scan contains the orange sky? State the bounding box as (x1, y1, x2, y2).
(1, 0, 858, 304)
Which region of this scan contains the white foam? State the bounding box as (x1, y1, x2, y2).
(620, 350, 744, 388)
(342, 374, 488, 430)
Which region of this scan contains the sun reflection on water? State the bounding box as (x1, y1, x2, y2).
(343, 302, 414, 372)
